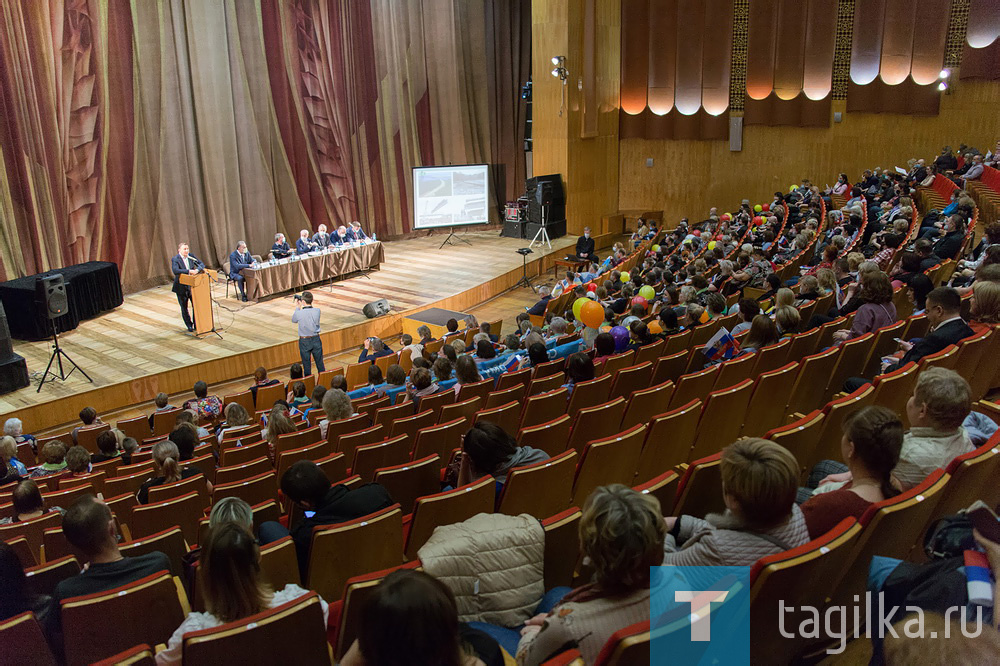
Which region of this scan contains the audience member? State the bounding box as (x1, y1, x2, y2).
(137, 440, 206, 504)
(3, 417, 35, 453)
(319, 389, 353, 439)
(263, 406, 296, 458)
(91, 431, 121, 464)
(183, 381, 223, 420)
(800, 406, 902, 538)
(731, 299, 760, 335)
(662, 439, 808, 566)
(64, 445, 92, 479)
(341, 569, 503, 666)
(0, 479, 62, 525)
(156, 522, 329, 664)
(407, 367, 441, 402)
(516, 485, 665, 664)
(0, 540, 50, 622)
(0, 436, 26, 480)
(457, 422, 548, 504)
(261, 460, 392, 577)
(562, 352, 594, 396)
(72, 406, 104, 444)
(454, 355, 482, 397)
(217, 403, 251, 444)
(147, 394, 175, 429)
(833, 271, 896, 341)
(29, 441, 67, 479)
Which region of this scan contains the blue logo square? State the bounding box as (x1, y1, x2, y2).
(649, 566, 753, 665)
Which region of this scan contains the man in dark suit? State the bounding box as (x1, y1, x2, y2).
(228, 241, 253, 302)
(171, 242, 204, 331)
(312, 224, 333, 248)
(526, 286, 552, 316)
(915, 238, 943, 272)
(568, 226, 598, 262)
(932, 215, 966, 261)
(271, 233, 292, 259)
(345, 221, 369, 242)
(844, 287, 973, 391)
(331, 225, 348, 246)
(295, 229, 318, 254)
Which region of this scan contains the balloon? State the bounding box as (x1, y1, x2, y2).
(648, 320, 663, 334)
(599, 324, 612, 333)
(752, 216, 761, 225)
(652, 244, 661, 253)
(693, 230, 701, 237)
(610, 326, 630, 351)
(620, 316, 640, 329)
(721, 213, 732, 222)
(762, 203, 770, 212)
(620, 271, 630, 282)
(708, 240, 717, 250)
(580, 300, 605, 329)
(586, 283, 597, 293)
(631, 295, 648, 311)
(587, 291, 597, 300)
(790, 184, 798, 192)
(572, 297, 589, 320)
(638, 285, 655, 300)
(754, 204, 763, 213)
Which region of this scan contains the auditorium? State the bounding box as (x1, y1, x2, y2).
(3, 0, 1000, 663)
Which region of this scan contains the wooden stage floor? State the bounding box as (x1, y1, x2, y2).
(2, 230, 574, 433)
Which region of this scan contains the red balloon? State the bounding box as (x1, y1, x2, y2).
(586, 283, 597, 293)
(721, 213, 732, 221)
(762, 203, 770, 212)
(753, 216, 763, 225)
(692, 230, 701, 236)
(630, 295, 648, 310)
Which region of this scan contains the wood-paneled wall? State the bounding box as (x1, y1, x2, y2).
(532, 0, 620, 235)
(620, 80, 1000, 218)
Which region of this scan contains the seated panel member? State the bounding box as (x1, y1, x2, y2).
(271, 233, 292, 259)
(228, 241, 253, 302)
(345, 221, 369, 242)
(296, 229, 318, 254)
(312, 224, 333, 248)
(569, 226, 599, 262)
(332, 225, 349, 246)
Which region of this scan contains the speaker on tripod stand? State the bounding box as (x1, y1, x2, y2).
(34, 273, 92, 392)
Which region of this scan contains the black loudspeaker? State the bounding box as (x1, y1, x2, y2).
(525, 174, 566, 225)
(525, 219, 567, 240)
(502, 220, 525, 239)
(0, 303, 29, 394)
(362, 299, 390, 319)
(35, 273, 68, 319)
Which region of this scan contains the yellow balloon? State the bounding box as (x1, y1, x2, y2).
(620, 271, 630, 282)
(790, 184, 798, 191)
(652, 244, 661, 253)
(708, 240, 716, 250)
(754, 204, 763, 213)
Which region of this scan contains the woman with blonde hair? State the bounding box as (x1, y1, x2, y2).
(137, 440, 205, 504)
(774, 305, 801, 337)
(217, 402, 250, 444)
(515, 485, 665, 664)
(971, 279, 1000, 330)
(264, 406, 297, 458)
(156, 522, 328, 664)
(319, 389, 353, 439)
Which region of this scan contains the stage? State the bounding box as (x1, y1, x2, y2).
(0, 230, 575, 433)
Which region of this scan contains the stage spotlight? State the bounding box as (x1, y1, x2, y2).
(938, 81, 948, 91)
(551, 67, 560, 78)
(551, 56, 561, 66)
(939, 69, 950, 79)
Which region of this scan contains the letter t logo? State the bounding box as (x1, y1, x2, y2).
(675, 590, 730, 641)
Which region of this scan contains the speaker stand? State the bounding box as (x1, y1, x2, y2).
(529, 205, 552, 250)
(439, 227, 473, 249)
(36, 324, 92, 392)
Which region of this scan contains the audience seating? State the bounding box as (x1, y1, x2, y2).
(25, 555, 80, 597)
(388, 409, 435, 441)
(325, 413, 370, 448)
(498, 450, 577, 519)
(61, 571, 189, 666)
(147, 473, 210, 509)
(150, 409, 181, 437)
(565, 374, 612, 417)
(0, 612, 57, 665)
(520, 388, 569, 430)
(351, 434, 410, 481)
(593, 621, 651, 666)
(620, 380, 674, 431)
(6, 536, 35, 567)
(484, 384, 526, 410)
(332, 561, 424, 660)
(809, 384, 876, 468)
(541, 507, 582, 589)
(120, 527, 186, 576)
(75, 423, 111, 454)
(528, 372, 565, 396)
(571, 425, 646, 507)
(671, 453, 725, 519)
(404, 477, 494, 560)
(131, 491, 202, 545)
(518, 414, 572, 457)
(411, 418, 465, 461)
(0, 511, 61, 565)
(609, 362, 653, 401)
(337, 425, 385, 464)
(667, 366, 719, 410)
(741, 362, 797, 437)
(373, 454, 441, 514)
(689, 379, 754, 462)
(633, 469, 680, 514)
(636, 399, 702, 484)
(437, 396, 482, 428)
(650, 350, 689, 386)
(307, 504, 403, 602)
(413, 390, 455, 422)
(566, 398, 627, 455)
(212, 471, 279, 507)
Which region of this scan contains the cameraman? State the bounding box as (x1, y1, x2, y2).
(292, 291, 325, 375)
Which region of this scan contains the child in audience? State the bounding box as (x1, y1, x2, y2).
(816, 368, 974, 493)
(289, 381, 311, 409)
(800, 406, 902, 538)
(137, 440, 207, 504)
(146, 394, 174, 429)
(91, 431, 121, 465)
(406, 367, 441, 402)
(302, 385, 327, 418)
(342, 569, 503, 666)
(156, 522, 328, 664)
(740, 315, 779, 355)
(561, 352, 594, 397)
(454, 355, 482, 398)
(121, 437, 138, 465)
(662, 439, 809, 566)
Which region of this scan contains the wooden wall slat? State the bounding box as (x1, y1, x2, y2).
(701, 0, 734, 115)
(646, 0, 676, 115)
(620, 0, 649, 114)
(773, 0, 807, 100)
(967, 0, 1000, 48)
(802, 0, 837, 100)
(673, 0, 704, 115)
(909, 0, 950, 85)
(745, 0, 778, 100)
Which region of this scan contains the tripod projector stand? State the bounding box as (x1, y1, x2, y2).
(37, 322, 92, 392)
(515, 248, 536, 292)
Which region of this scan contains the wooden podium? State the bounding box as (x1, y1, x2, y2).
(179, 272, 217, 336)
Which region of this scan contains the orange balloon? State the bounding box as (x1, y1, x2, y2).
(580, 299, 605, 329)
(648, 320, 663, 334)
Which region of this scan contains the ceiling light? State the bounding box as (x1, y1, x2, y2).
(939, 69, 950, 79)
(938, 81, 948, 91)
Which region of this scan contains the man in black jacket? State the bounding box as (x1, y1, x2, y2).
(569, 226, 598, 262)
(260, 460, 393, 578)
(932, 215, 966, 261)
(844, 287, 973, 392)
